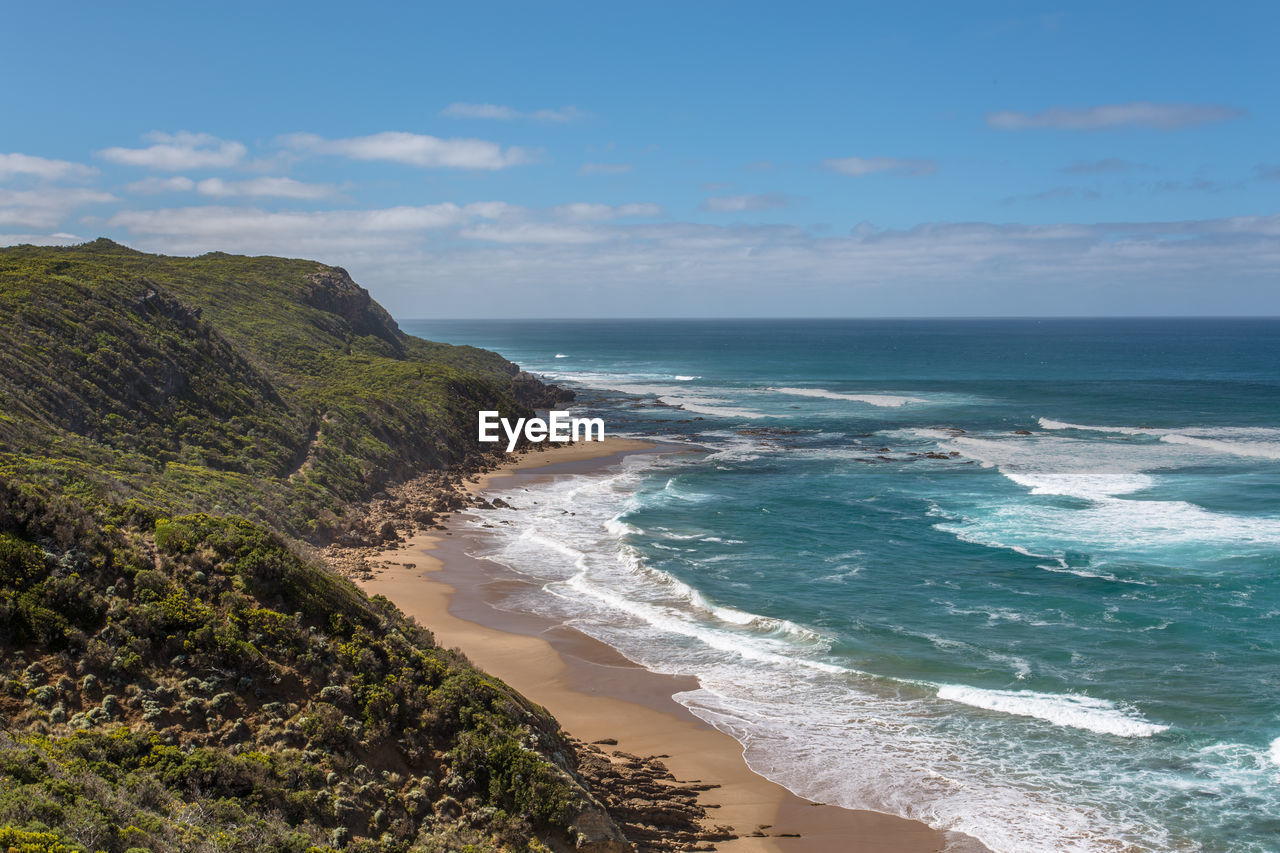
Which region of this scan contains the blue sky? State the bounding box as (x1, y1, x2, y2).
(3, 1, 1277, 316)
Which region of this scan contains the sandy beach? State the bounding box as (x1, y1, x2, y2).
(357, 438, 957, 852)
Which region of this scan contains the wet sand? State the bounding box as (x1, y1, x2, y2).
(358, 437, 962, 852)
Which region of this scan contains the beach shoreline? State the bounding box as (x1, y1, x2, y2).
(356, 437, 967, 852)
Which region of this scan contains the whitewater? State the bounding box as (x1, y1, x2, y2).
(405, 318, 1280, 853)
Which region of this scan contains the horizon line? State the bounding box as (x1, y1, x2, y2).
(396, 315, 1280, 322)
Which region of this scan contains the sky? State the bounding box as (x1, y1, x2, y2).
(2, 1, 1277, 317)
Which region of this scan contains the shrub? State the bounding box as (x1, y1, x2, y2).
(0, 534, 46, 590)
(0, 826, 79, 852)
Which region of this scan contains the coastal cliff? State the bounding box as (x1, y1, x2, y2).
(0, 241, 630, 853)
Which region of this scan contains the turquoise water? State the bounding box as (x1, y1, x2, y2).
(404, 319, 1280, 853)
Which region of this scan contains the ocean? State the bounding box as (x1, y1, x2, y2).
(402, 318, 1280, 853)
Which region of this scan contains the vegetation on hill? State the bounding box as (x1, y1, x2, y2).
(0, 238, 564, 540)
(0, 241, 625, 853)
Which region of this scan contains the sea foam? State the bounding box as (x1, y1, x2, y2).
(771, 386, 926, 407)
(1039, 418, 1280, 460)
(945, 435, 1156, 500)
(662, 395, 768, 419)
(935, 686, 1169, 738)
(551, 375, 770, 418)
(462, 452, 1204, 853)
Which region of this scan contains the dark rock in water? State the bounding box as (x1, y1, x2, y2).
(491, 497, 512, 509)
(1014, 430, 1032, 435)
(513, 370, 575, 407)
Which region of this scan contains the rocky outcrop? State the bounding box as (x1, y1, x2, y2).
(569, 804, 635, 852)
(514, 369, 576, 408)
(305, 266, 404, 351)
(572, 739, 738, 852)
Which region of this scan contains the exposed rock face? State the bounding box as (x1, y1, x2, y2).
(572, 739, 738, 852)
(570, 804, 635, 852)
(305, 266, 404, 351)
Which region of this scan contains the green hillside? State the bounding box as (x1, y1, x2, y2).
(0, 242, 626, 853)
(0, 239, 563, 540)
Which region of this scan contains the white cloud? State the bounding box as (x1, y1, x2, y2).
(108, 204, 467, 245)
(208, 214, 1246, 320)
(103, 200, 660, 254)
(822, 157, 936, 177)
(194, 176, 337, 199)
(98, 131, 247, 170)
(552, 202, 661, 221)
(125, 176, 197, 194)
(126, 175, 337, 199)
(701, 193, 789, 212)
(283, 131, 536, 170)
(531, 107, 588, 122)
(0, 187, 116, 228)
(458, 222, 610, 244)
(0, 153, 97, 182)
(987, 102, 1245, 131)
(73, 201, 1280, 319)
(462, 201, 523, 219)
(101, 201, 526, 257)
(441, 103, 520, 120)
(381, 216, 1280, 316)
(578, 162, 633, 176)
(0, 232, 85, 247)
(440, 103, 587, 122)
